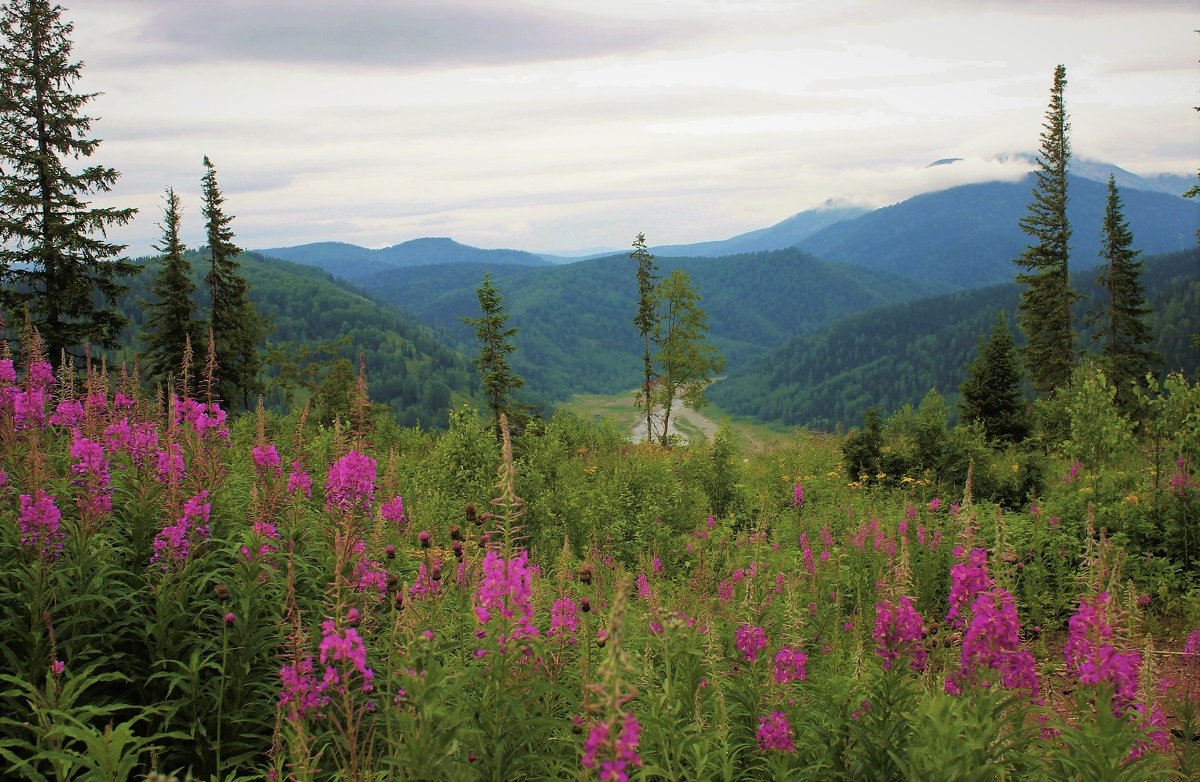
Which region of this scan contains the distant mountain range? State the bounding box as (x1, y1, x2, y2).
(258, 237, 550, 281)
(649, 200, 871, 258)
(257, 159, 1197, 292)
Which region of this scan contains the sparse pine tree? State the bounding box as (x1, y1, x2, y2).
(1092, 175, 1160, 411)
(651, 268, 723, 447)
(630, 232, 659, 443)
(141, 188, 201, 386)
(200, 156, 262, 408)
(959, 312, 1028, 444)
(462, 272, 524, 440)
(1015, 64, 1078, 395)
(0, 0, 138, 365)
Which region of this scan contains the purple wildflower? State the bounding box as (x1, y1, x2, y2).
(756, 711, 796, 753)
(324, 450, 376, 514)
(18, 490, 64, 560)
(735, 624, 767, 663)
(773, 646, 808, 684)
(874, 596, 927, 672)
(475, 549, 539, 644)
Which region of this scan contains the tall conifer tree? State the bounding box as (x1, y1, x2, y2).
(141, 188, 200, 385)
(0, 0, 138, 365)
(1015, 64, 1077, 395)
(630, 232, 659, 442)
(1093, 174, 1159, 409)
(200, 156, 261, 408)
(462, 272, 524, 440)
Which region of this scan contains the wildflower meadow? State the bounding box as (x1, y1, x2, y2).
(1, 327, 1199, 781)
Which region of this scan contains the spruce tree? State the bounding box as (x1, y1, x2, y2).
(141, 188, 201, 386)
(959, 312, 1028, 444)
(1093, 174, 1159, 410)
(0, 0, 138, 365)
(630, 232, 659, 442)
(462, 272, 524, 440)
(200, 156, 261, 408)
(1015, 64, 1077, 395)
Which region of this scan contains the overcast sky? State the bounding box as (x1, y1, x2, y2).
(65, 0, 1198, 257)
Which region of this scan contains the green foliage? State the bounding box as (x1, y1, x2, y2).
(0, 0, 138, 364)
(652, 268, 725, 447)
(710, 249, 1198, 431)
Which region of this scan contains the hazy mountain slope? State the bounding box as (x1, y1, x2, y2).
(795, 174, 1198, 287)
(652, 202, 871, 257)
(710, 249, 1199, 431)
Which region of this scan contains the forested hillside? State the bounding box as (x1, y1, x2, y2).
(119, 250, 476, 427)
(359, 247, 948, 400)
(710, 249, 1200, 429)
(795, 174, 1198, 287)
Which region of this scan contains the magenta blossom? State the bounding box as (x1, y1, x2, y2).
(773, 646, 808, 684)
(18, 490, 65, 560)
(735, 624, 767, 663)
(324, 450, 376, 514)
(874, 596, 927, 672)
(756, 711, 796, 753)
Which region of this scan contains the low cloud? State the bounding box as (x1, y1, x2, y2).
(108, 0, 682, 70)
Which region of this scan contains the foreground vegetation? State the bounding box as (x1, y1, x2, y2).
(1, 327, 1198, 781)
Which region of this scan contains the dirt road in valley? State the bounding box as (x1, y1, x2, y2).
(628, 396, 721, 444)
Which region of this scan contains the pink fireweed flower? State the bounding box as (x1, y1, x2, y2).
(379, 495, 407, 527)
(773, 646, 808, 684)
(286, 462, 312, 499)
(548, 596, 580, 643)
(475, 549, 539, 643)
(1065, 592, 1141, 710)
(150, 490, 212, 571)
(48, 398, 85, 428)
(70, 432, 112, 516)
(324, 450, 376, 514)
(127, 422, 159, 469)
(18, 490, 65, 560)
(354, 556, 389, 598)
(636, 572, 655, 601)
(12, 387, 47, 428)
(928, 497, 942, 512)
(735, 624, 767, 662)
(1184, 630, 1200, 658)
(793, 483, 804, 507)
(318, 619, 374, 693)
(28, 360, 54, 389)
(156, 443, 186, 485)
(103, 418, 131, 454)
(241, 520, 283, 563)
(112, 391, 134, 411)
(581, 712, 642, 782)
(0, 358, 15, 384)
(252, 443, 282, 477)
(799, 532, 815, 575)
(946, 548, 994, 629)
(279, 655, 329, 720)
(651, 556, 663, 575)
(946, 588, 1038, 697)
(756, 711, 796, 753)
(874, 596, 927, 672)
